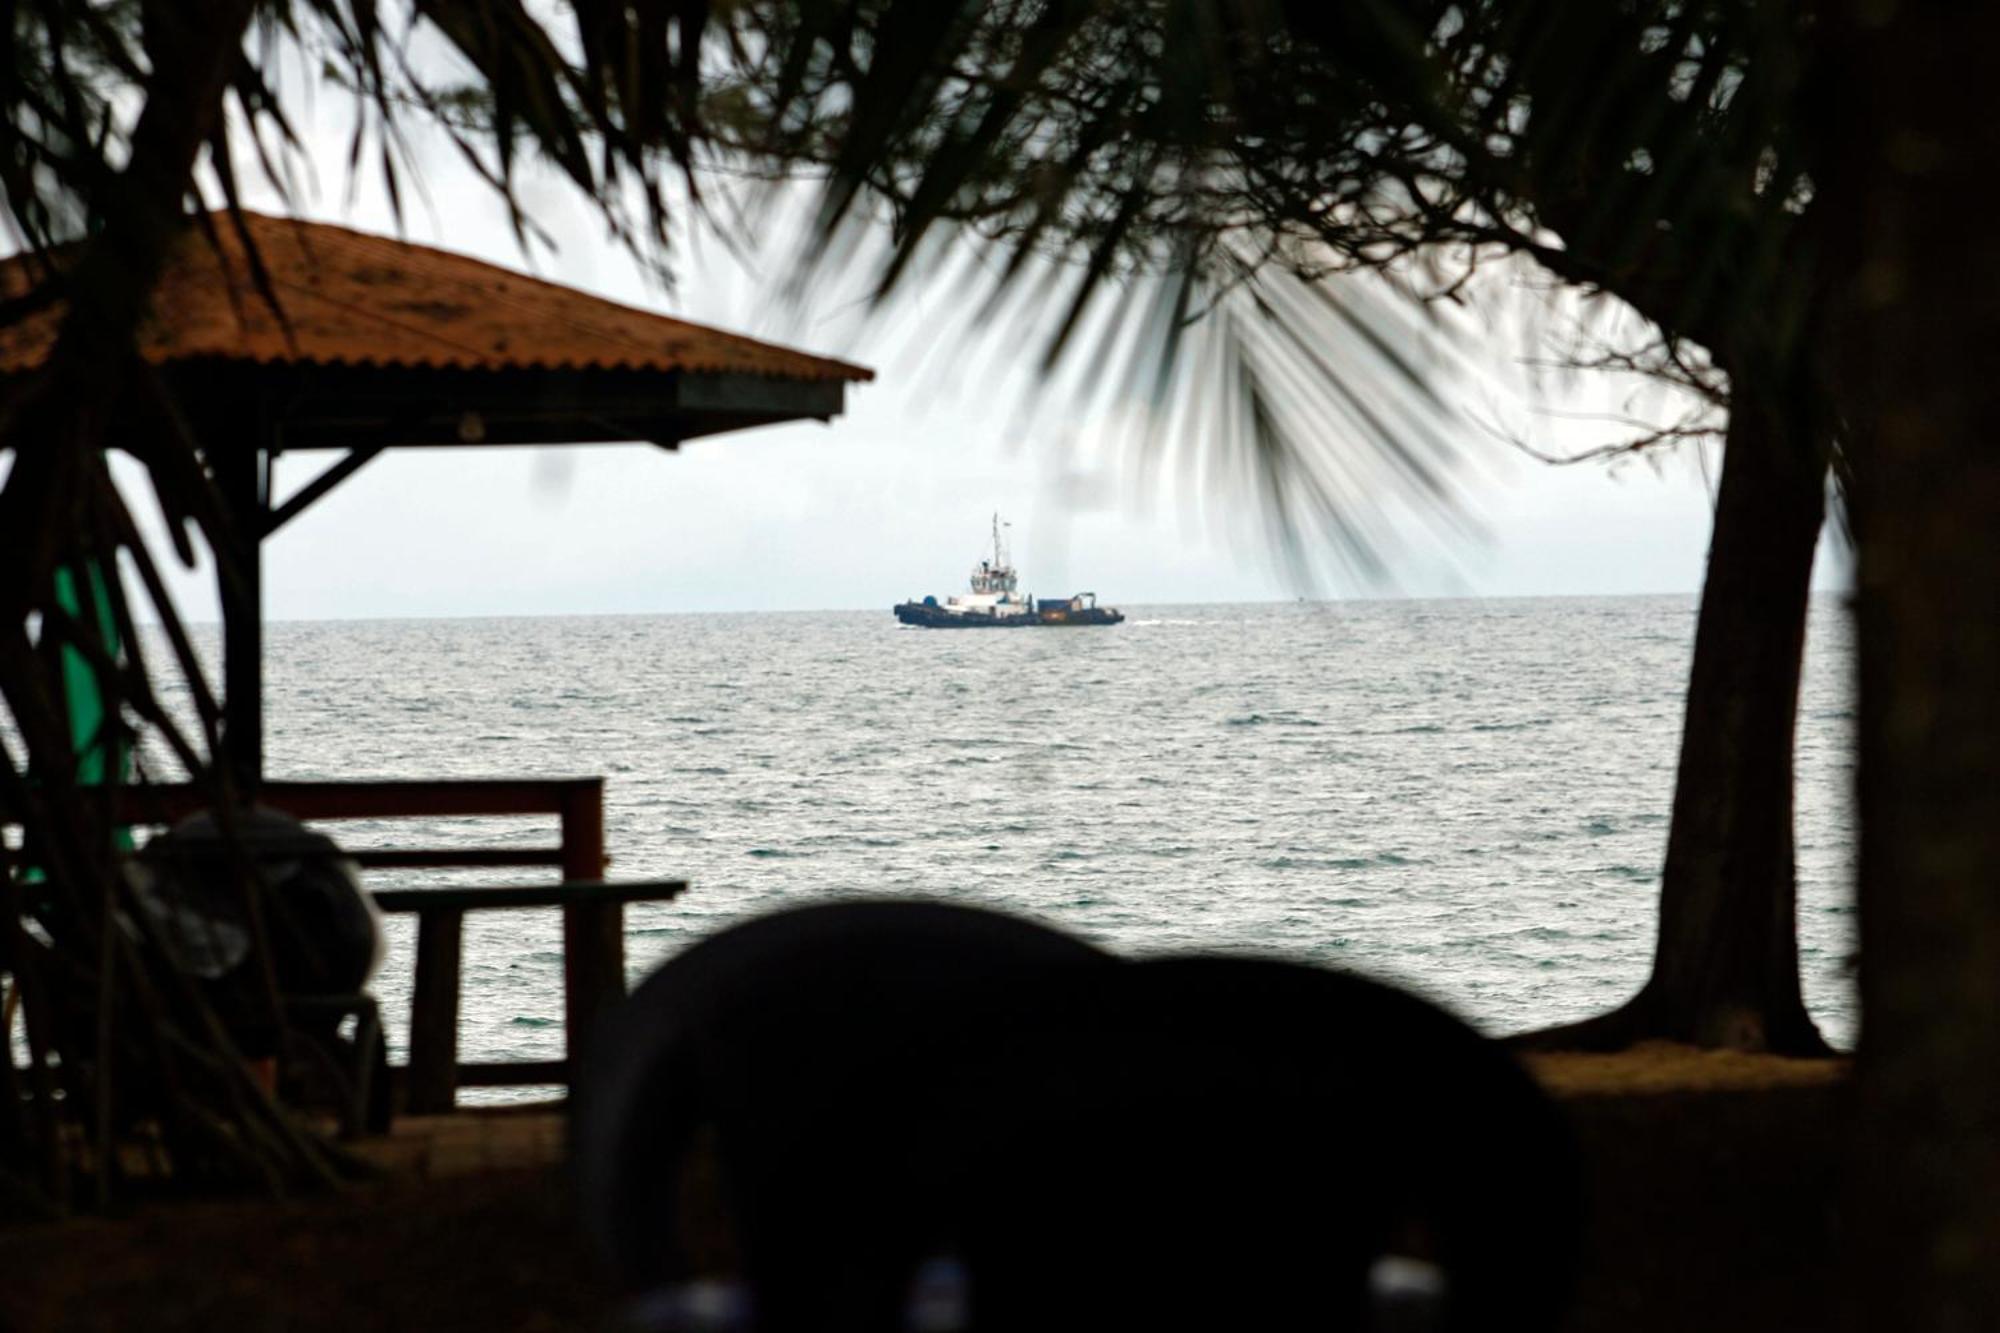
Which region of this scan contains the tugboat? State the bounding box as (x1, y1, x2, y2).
(894, 515, 1125, 628)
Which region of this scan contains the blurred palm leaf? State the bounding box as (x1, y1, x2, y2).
(683, 0, 1819, 571)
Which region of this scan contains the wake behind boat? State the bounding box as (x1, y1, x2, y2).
(894, 515, 1125, 628)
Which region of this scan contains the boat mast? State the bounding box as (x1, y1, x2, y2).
(968, 512, 1019, 598)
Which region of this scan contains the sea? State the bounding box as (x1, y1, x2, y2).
(246, 594, 1855, 1090)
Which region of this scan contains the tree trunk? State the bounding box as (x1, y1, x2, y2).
(1275, 0, 1840, 1058)
(1520, 388, 1831, 1054)
(1829, 7, 2000, 1326)
(0, 0, 308, 1209)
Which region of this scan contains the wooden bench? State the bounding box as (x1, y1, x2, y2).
(375, 878, 686, 1113)
(8, 778, 686, 1115)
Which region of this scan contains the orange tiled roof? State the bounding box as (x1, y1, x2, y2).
(0, 211, 874, 384)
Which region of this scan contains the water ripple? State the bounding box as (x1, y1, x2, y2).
(229, 595, 1854, 1083)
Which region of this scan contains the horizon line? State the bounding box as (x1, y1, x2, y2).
(126, 585, 1859, 629)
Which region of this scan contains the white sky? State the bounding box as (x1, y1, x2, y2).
(99, 80, 1853, 622)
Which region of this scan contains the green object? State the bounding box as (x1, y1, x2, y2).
(53, 560, 133, 851)
(10, 562, 135, 889)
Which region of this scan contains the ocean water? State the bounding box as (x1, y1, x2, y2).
(249, 595, 1856, 1084)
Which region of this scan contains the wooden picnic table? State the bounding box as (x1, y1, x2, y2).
(7, 776, 690, 1118)
(374, 877, 686, 1114)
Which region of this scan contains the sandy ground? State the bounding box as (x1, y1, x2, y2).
(0, 1047, 1850, 1332)
(1554, 1052, 1848, 1332)
(1525, 1041, 1847, 1096)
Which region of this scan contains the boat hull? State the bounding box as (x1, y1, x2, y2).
(893, 601, 1125, 628)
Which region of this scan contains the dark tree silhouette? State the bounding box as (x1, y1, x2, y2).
(1820, 5, 2000, 1323)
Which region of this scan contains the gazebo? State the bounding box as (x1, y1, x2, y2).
(3, 210, 873, 782)
(0, 211, 874, 1112)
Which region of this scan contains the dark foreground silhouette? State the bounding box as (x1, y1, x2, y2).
(577, 901, 1581, 1330)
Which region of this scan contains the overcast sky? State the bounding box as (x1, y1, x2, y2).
(97, 88, 1852, 622)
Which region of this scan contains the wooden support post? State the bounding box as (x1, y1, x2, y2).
(216, 441, 266, 792)
(559, 783, 620, 1084)
(407, 908, 465, 1115)
(557, 781, 608, 881)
